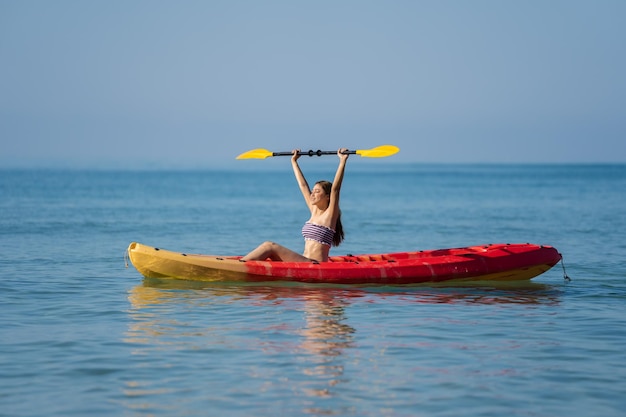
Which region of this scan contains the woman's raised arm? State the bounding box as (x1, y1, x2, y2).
(329, 148, 349, 214)
(291, 150, 312, 206)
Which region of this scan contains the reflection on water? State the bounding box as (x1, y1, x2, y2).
(128, 278, 561, 310)
(125, 279, 561, 351)
(124, 279, 561, 413)
(297, 292, 354, 401)
(125, 280, 360, 404)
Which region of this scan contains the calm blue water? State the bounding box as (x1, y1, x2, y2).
(1, 164, 625, 416)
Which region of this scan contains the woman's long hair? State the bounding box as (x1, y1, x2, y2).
(317, 181, 345, 246)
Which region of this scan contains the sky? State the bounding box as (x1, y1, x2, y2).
(1, 0, 625, 168)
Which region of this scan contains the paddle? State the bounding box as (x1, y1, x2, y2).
(236, 144, 399, 160)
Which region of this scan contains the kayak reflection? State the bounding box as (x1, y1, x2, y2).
(125, 278, 561, 407)
(127, 278, 562, 310)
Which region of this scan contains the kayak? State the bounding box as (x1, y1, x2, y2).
(126, 241, 562, 285)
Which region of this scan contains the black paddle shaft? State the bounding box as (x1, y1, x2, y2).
(272, 149, 355, 157)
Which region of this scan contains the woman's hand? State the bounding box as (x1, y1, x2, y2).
(292, 149, 301, 162)
(338, 148, 349, 161)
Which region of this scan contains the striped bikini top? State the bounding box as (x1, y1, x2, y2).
(302, 222, 335, 247)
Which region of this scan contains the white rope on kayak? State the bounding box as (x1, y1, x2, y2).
(560, 255, 571, 281)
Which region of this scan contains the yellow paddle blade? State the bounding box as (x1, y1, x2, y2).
(356, 145, 400, 158)
(236, 148, 274, 160)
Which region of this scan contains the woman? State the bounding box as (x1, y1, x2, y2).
(241, 148, 349, 262)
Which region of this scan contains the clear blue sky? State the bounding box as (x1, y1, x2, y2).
(1, 0, 625, 168)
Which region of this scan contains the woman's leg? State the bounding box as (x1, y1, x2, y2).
(241, 241, 311, 262)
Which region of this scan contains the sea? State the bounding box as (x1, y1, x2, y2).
(1, 163, 625, 417)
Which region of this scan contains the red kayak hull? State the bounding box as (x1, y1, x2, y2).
(127, 242, 562, 284)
